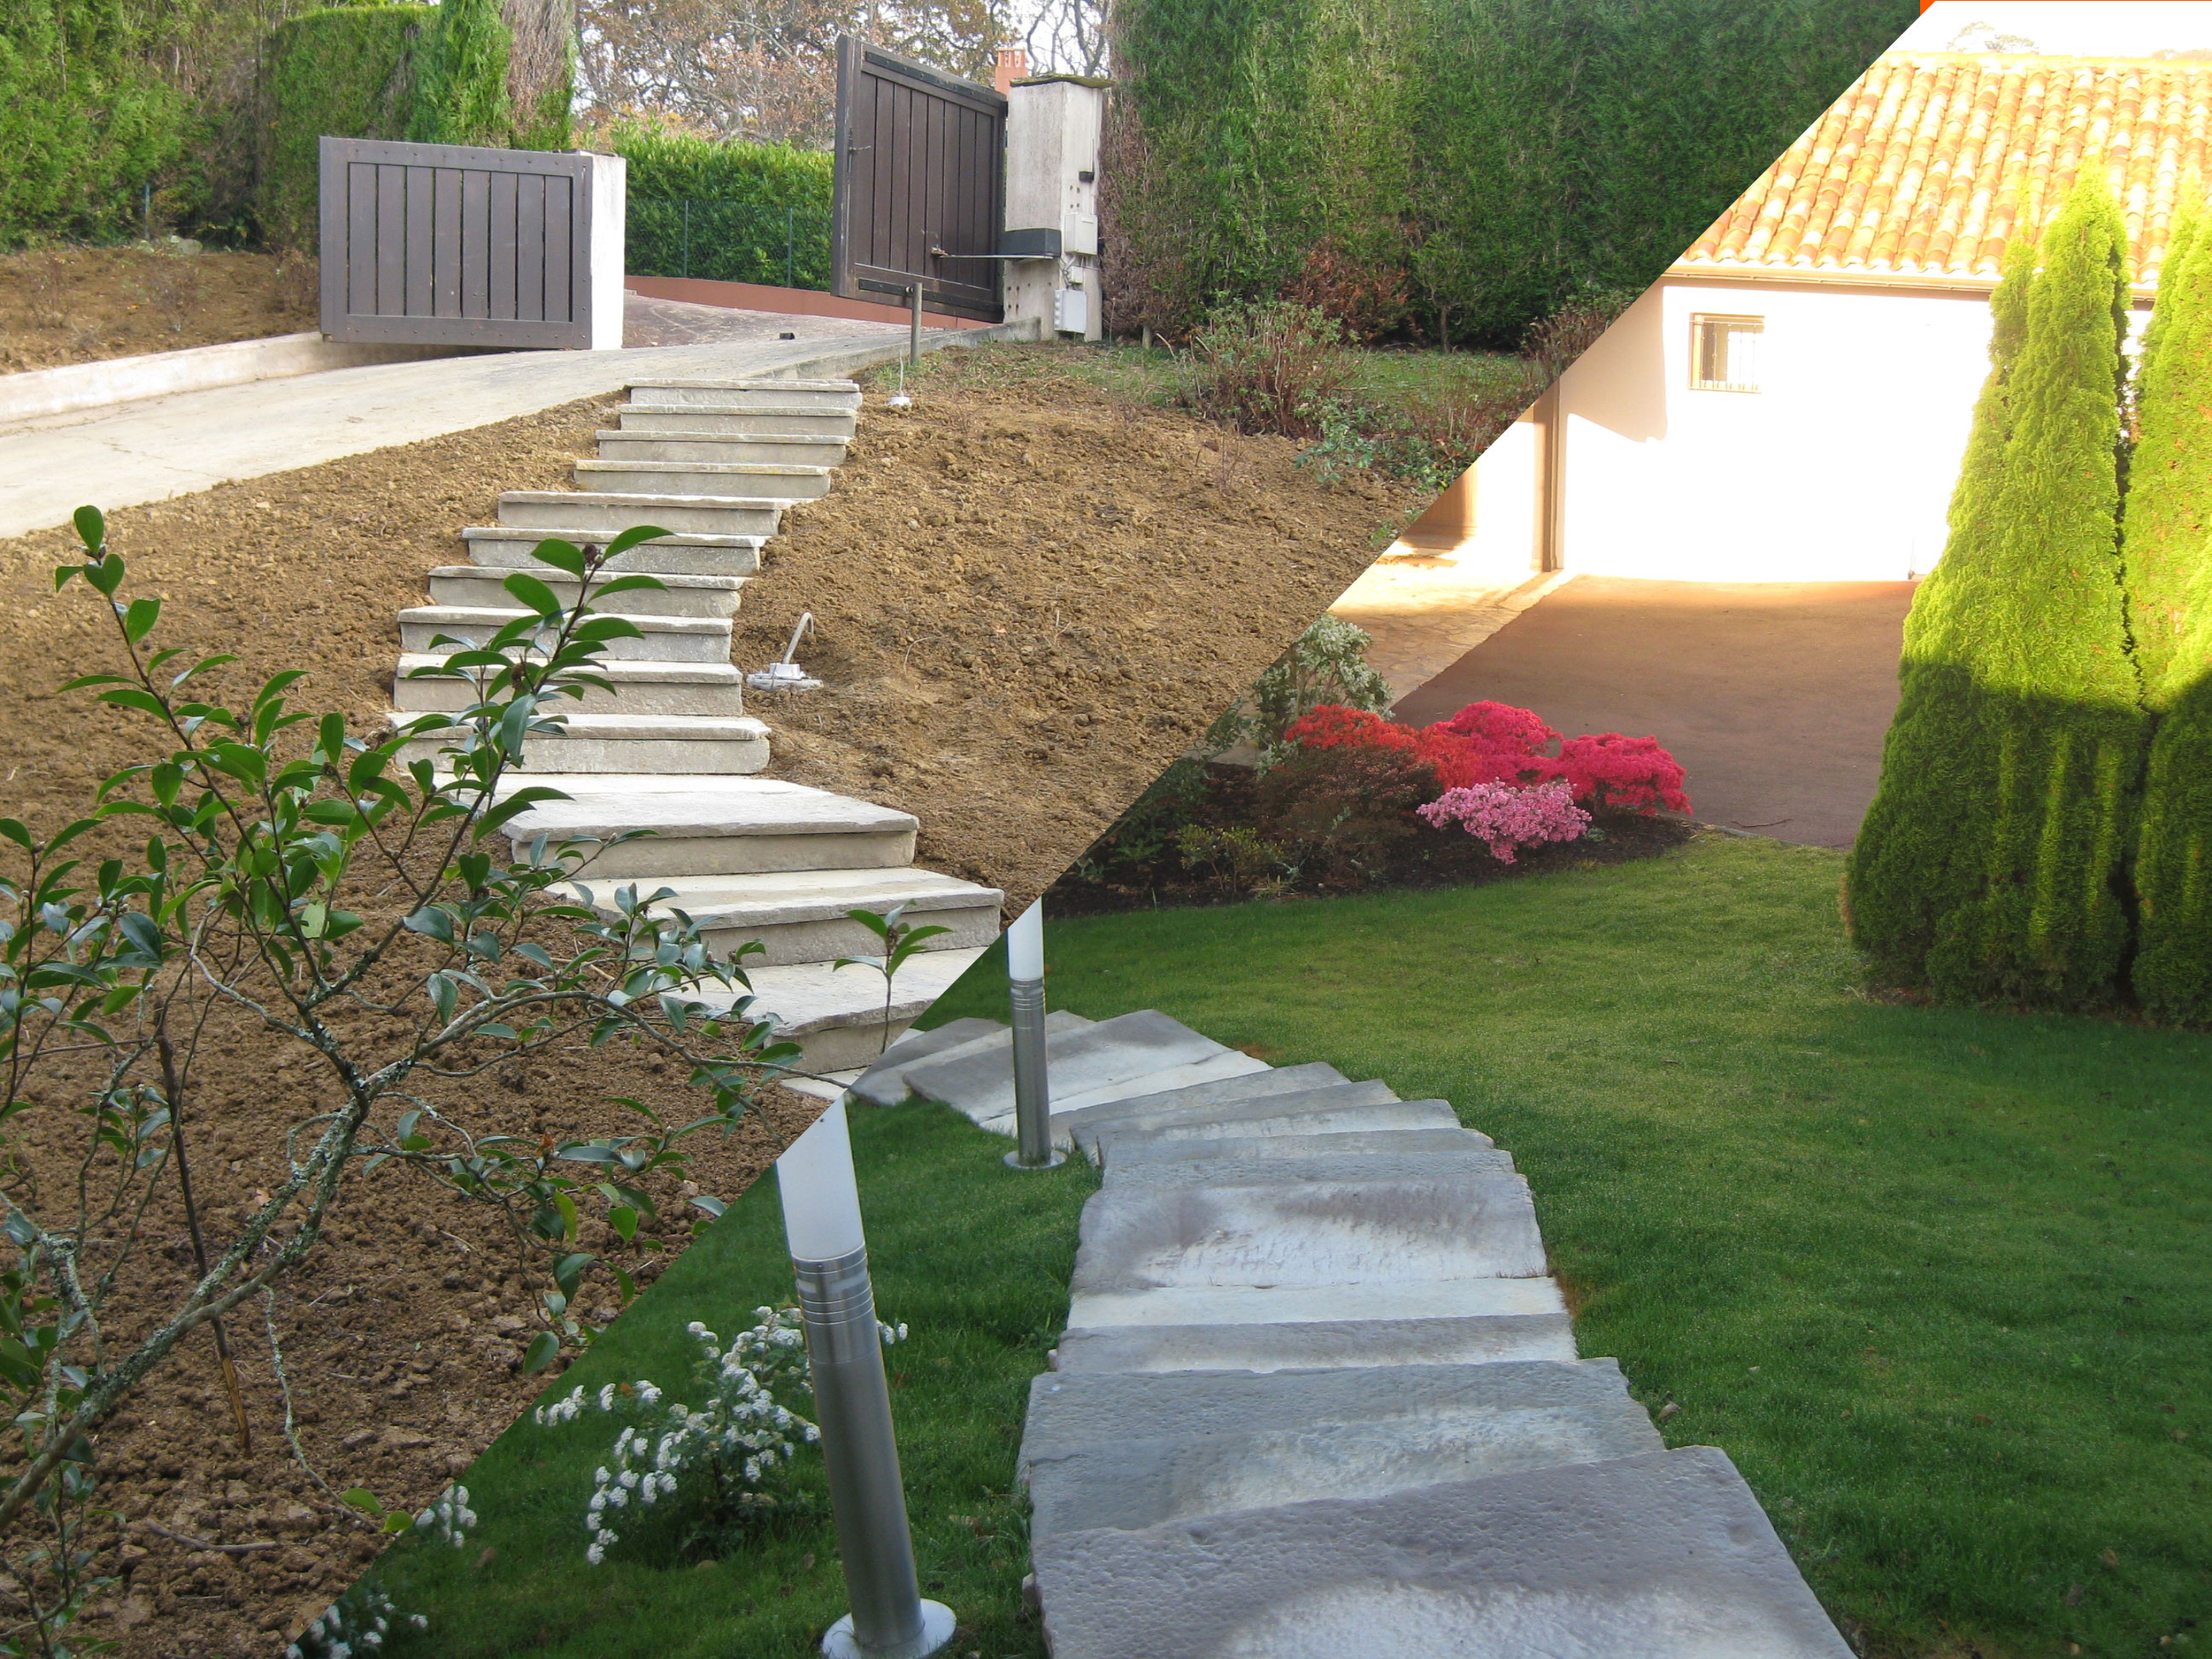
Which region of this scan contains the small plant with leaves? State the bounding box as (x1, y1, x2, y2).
(833, 904, 952, 1056)
(0, 507, 809, 1656)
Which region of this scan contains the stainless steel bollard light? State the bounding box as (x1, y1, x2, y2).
(1004, 900, 1064, 1170)
(777, 1103, 955, 1659)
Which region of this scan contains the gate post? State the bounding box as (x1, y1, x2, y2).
(1003, 77, 1105, 341)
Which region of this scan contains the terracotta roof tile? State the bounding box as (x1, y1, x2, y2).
(1679, 53, 2212, 286)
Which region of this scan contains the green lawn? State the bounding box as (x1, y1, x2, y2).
(372, 1100, 1095, 1659)
(924, 832, 2212, 1659)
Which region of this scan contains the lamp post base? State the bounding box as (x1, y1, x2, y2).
(1004, 1146, 1068, 1170)
(822, 1600, 957, 1659)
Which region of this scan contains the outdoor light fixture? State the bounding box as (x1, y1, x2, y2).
(748, 612, 823, 693)
(1004, 900, 1062, 1169)
(777, 1102, 954, 1659)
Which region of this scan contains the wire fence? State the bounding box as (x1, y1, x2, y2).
(626, 196, 834, 290)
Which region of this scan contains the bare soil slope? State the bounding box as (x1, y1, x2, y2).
(0, 247, 319, 374)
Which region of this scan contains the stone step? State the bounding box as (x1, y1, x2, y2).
(392, 712, 770, 775)
(1028, 1447, 1856, 1659)
(556, 866, 1003, 968)
(595, 429, 850, 469)
(498, 491, 783, 539)
(492, 775, 918, 877)
(1078, 1087, 1465, 1167)
(901, 1009, 1234, 1126)
(701, 946, 989, 1074)
(1022, 1359, 1664, 1538)
(396, 605, 732, 664)
(1052, 1062, 1349, 1130)
(1109, 1125, 1499, 1169)
(574, 457, 832, 502)
(1070, 1174, 1548, 1295)
(850, 1017, 1008, 1091)
(847, 1010, 1096, 1107)
(1063, 1075, 1392, 1143)
(1102, 1144, 1516, 1190)
(620, 405, 857, 439)
(1046, 1050, 1273, 1115)
(393, 655, 748, 717)
(1051, 1312, 1579, 1376)
(1064, 1275, 1566, 1332)
(1022, 1358, 1641, 1467)
(427, 565, 747, 619)
(463, 526, 765, 578)
(628, 376, 860, 410)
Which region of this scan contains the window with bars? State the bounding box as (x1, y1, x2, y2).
(1691, 314, 1763, 392)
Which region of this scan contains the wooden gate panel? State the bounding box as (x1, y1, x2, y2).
(831, 38, 1005, 321)
(319, 137, 622, 348)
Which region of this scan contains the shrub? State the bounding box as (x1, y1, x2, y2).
(259, 5, 427, 252)
(1188, 300, 1357, 439)
(1848, 177, 2146, 1008)
(1417, 777, 1590, 863)
(1549, 732, 1691, 813)
(1246, 617, 1396, 746)
(1252, 741, 1439, 884)
(1173, 824, 1296, 899)
(606, 121, 835, 290)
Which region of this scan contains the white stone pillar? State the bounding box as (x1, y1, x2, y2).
(1003, 78, 1106, 341)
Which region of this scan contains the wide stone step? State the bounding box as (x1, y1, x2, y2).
(1022, 1358, 1641, 1467)
(1078, 1087, 1467, 1166)
(901, 1010, 1234, 1126)
(392, 712, 770, 775)
(396, 605, 732, 664)
(498, 491, 783, 539)
(628, 376, 861, 410)
(620, 404, 857, 439)
(1022, 1359, 1665, 1538)
(557, 867, 1003, 968)
(393, 655, 747, 717)
(1062, 1074, 1391, 1141)
(427, 565, 746, 619)
(847, 1010, 1096, 1106)
(492, 775, 918, 877)
(595, 429, 850, 469)
(463, 526, 765, 578)
(699, 946, 989, 1074)
(1109, 1125, 1497, 1168)
(1048, 1050, 1273, 1115)
(1102, 1144, 1515, 1190)
(1064, 1275, 1566, 1332)
(850, 1017, 1009, 1089)
(574, 457, 832, 502)
(1050, 1312, 1579, 1376)
(1028, 1447, 1856, 1659)
(1069, 1174, 1548, 1295)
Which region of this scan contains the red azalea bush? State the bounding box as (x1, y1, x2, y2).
(1281, 700, 1691, 815)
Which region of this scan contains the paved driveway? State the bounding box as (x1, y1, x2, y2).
(1393, 576, 1918, 849)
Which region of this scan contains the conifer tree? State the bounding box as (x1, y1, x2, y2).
(1849, 177, 2146, 1005)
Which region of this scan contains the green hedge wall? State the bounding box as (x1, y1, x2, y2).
(0, 0, 196, 247)
(611, 125, 835, 289)
(1106, 0, 1918, 344)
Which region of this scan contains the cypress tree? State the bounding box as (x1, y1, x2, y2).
(408, 0, 515, 148)
(1849, 177, 2147, 1006)
(2122, 193, 2212, 694)
(2129, 197, 2212, 1022)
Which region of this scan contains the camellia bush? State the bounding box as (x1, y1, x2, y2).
(0, 510, 810, 1652)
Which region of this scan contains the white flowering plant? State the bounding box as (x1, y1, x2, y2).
(533, 1305, 905, 1565)
(285, 1583, 427, 1659)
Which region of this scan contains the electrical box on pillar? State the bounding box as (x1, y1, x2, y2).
(1003, 76, 1106, 341)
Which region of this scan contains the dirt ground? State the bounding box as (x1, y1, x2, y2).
(1394, 576, 1918, 849)
(0, 247, 320, 374)
(0, 345, 1420, 1654)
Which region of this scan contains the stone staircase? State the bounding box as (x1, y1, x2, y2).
(387, 375, 1000, 1068)
(863, 1012, 1856, 1656)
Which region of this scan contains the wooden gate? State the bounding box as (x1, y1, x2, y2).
(830, 38, 1006, 323)
(318, 137, 626, 349)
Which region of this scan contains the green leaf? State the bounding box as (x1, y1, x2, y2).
(122, 597, 160, 643)
(603, 524, 672, 561)
(72, 505, 106, 553)
(521, 1331, 560, 1373)
(552, 1252, 592, 1295)
(502, 572, 563, 619)
(527, 538, 587, 578)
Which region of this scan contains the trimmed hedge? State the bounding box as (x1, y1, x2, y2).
(610, 125, 834, 289)
(1849, 179, 2149, 1010)
(1106, 0, 1918, 345)
(0, 0, 196, 247)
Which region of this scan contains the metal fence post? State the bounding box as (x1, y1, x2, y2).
(682, 198, 691, 280)
(787, 205, 797, 288)
(777, 1103, 955, 1659)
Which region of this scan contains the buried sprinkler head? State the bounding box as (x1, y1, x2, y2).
(748, 611, 824, 693)
(885, 360, 913, 410)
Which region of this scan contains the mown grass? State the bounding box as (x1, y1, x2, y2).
(925, 831, 2212, 1659)
(373, 1098, 1095, 1659)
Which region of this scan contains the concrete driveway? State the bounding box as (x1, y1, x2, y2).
(1392, 576, 1918, 849)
